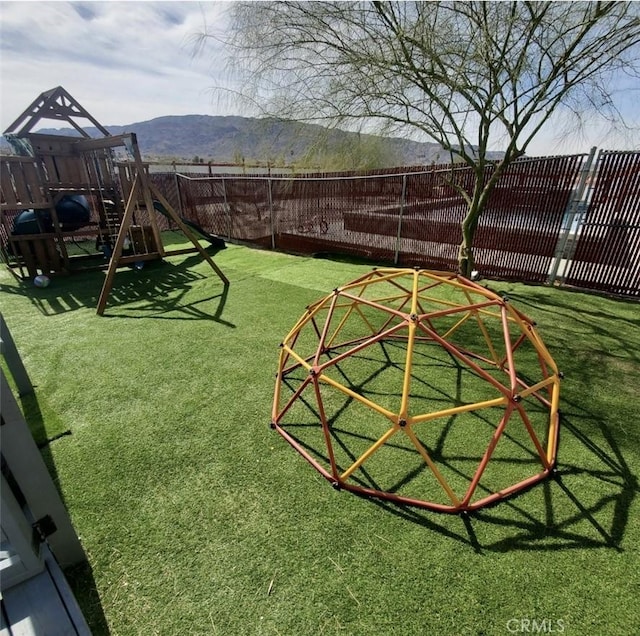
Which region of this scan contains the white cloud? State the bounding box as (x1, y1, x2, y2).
(1, 1, 637, 157)
(0, 1, 237, 128)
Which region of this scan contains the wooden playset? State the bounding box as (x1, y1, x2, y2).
(0, 87, 228, 315)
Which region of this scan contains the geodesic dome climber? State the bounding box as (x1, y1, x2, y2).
(271, 268, 561, 513)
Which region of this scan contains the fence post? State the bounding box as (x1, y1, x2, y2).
(394, 174, 407, 265)
(268, 177, 275, 250)
(173, 164, 184, 218)
(548, 146, 597, 285)
(0, 314, 33, 396)
(222, 177, 231, 241)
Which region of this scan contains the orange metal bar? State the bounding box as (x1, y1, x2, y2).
(317, 322, 407, 375)
(273, 374, 313, 424)
(313, 292, 340, 366)
(462, 404, 514, 506)
(514, 403, 551, 469)
(404, 426, 460, 506)
(313, 377, 339, 479)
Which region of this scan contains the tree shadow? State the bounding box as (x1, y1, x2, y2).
(488, 285, 640, 365)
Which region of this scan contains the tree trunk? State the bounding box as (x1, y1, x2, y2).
(458, 194, 483, 277)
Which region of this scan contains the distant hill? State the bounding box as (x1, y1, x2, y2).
(1, 114, 502, 168)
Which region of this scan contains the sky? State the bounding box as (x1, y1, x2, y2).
(1, 0, 638, 158)
(0, 1, 234, 128)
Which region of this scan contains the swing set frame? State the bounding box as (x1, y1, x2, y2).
(1, 87, 228, 315)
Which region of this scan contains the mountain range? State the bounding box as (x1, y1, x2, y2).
(1, 114, 502, 168)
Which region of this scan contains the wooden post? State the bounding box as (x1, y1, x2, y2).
(96, 173, 142, 315)
(1, 369, 87, 568)
(0, 313, 33, 396)
(148, 182, 229, 285)
(129, 134, 165, 257)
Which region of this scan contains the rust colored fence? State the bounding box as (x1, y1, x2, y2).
(563, 151, 640, 297)
(166, 155, 589, 285)
(4, 150, 637, 297)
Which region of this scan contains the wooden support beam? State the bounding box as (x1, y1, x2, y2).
(72, 133, 133, 152)
(148, 182, 229, 285)
(129, 135, 165, 258)
(96, 173, 141, 315)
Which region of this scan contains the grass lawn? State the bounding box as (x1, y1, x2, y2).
(1, 236, 638, 635)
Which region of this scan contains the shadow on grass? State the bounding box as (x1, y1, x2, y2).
(361, 404, 637, 554)
(0, 250, 233, 325)
(278, 352, 637, 553)
(18, 391, 111, 635)
(488, 285, 640, 366)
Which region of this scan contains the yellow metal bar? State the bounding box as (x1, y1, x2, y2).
(404, 426, 460, 506)
(398, 271, 419, 419)
(506, 306, 559, 373)
(547, 382, 561, 462)
(399, 322, 416, 420)
(461, 288, 500, 365)
(419, 271, 498, 300)
(414, 294, 464, 311)
(411, 395, 508, 425)
(340, 291, 409, 321)
(476, 313, 500, 365)
(440, 311, 472, 340)
(338, 269, 411, 294)
(516, 376, 558, 399)
(325, 301, 356, 348)
(340, 425, 399, 480)
(272, 347, 288, 420)
(281, 345, 314, 373)
(318, 373, 398, 422)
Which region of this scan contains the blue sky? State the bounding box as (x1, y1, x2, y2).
(1, 1, 638, 158)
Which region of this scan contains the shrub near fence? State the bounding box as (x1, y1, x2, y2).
(150, 151, 640, 298)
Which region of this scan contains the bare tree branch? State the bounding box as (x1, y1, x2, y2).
(195, 0, 640, 274)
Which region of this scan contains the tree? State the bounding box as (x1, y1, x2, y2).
(199, 1, 640, 274)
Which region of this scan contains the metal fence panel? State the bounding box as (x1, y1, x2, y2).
(152, 154, 639, 298)
(476, 154, 584, 282)
(563, 151, 640, 297)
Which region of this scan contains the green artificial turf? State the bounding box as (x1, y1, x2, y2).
(1, 237, 638, 635)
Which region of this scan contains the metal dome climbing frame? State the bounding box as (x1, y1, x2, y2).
(272, 268, 561, 513)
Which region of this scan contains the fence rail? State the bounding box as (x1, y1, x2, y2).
(2, 151, 637, 297)
(148, 151, 640, 297)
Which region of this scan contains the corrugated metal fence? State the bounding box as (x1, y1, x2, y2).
(562, 151, 640, 296)
(150, 150, 640, 298)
